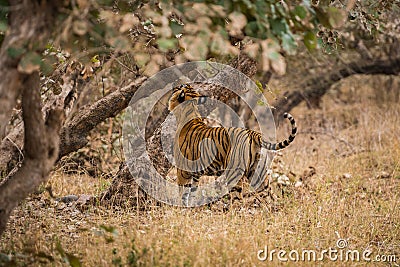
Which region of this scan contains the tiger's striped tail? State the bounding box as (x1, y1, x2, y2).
(262, 112, 297, 150)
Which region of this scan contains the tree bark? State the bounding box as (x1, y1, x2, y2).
(0, 0, 60, 139)
(0, 0, 63, 236)
(59, 77, 147, 158)
(0, 64, 86, 177)
(0, 72, 64, 235)
(0, 0, 60, 172)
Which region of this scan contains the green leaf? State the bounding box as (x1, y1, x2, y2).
(210, 33, 228, 55)
(18, 52, 42, 74)
(245, 21, 260, 38)
(91, 55, 100, 63)
(293, 5, 307, 20)
(7, 47, 26, 58)
(92, 23, 106, 38)
(170, 20, 183, 36)
(0, 0, 8, 21)
(115, 0, 133, 12)
(0, 252, 16, 266)
(143, 20, 152, 26)
(270, 18, 287, 36)
(254, 0, 267, 11)
(182, 35, 209, 60)
(281, 33, 297, 55)
(255, 80, 264, 94)
(157, 38, 177, 52)
(45, 43, 55, 52)
(241, 0, 253, 9)
(304, 31, 317, 51)
(274, 2, 288, 18)
(270, 53, 286, 75)
(315, 7, 346, 29)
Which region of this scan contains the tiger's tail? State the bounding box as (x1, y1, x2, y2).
(262, 113, 297, 150)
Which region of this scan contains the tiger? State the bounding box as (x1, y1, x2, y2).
(168, 84, 297, 206)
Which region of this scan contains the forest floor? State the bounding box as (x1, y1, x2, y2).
(1, 75, 399, 266)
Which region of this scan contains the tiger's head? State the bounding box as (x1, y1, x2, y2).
(168, 84, 207, 112)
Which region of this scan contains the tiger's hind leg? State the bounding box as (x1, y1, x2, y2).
(248, 150, 270, 191)
(222, 140, 249, 197)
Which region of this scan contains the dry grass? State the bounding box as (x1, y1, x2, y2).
(1, 76, 400, 266)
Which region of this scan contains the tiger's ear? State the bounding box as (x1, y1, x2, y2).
(197, 96, 207, 105)
(177, 90, 185, 103)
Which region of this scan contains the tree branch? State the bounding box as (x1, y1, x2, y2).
(59, 77, 147, 158)
(273, 56, 400, 120)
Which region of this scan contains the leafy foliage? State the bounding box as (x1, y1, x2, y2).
(2, 0, 397, 79)
(0, 0, 346, 78)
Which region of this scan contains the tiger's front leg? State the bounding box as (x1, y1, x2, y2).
(177, 169, 200, 207)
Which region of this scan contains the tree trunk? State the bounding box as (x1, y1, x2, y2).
(0, 0, 63, 236)
(0, 72, 64, 235)
(0, 0, 60, 139)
